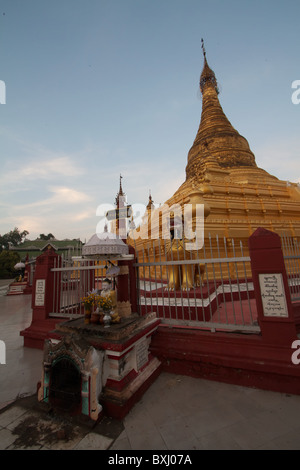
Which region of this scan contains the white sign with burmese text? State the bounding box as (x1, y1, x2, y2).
(259, 273, 288, 317)
(35, 279, 46, 306)
(135, 339, 149, 371)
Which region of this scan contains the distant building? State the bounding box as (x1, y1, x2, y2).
(9, 238, 83, 261)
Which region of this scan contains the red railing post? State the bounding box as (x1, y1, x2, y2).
(116, 245, 138, 318)
(20, 244, 62, 349)
(248, 227, 297, 344)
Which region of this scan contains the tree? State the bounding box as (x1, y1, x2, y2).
(0, 228, 29, 252)
(0, 250, 20, 279)
(39, 233, 55, 240)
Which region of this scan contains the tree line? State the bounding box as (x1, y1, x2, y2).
(0, 228, 28, 279)
(0, 228, 55, 279)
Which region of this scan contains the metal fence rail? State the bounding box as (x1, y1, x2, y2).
(282, 234, 300, 301)
(45, 232, 300, 331)
(50, 256, 108, 318)
(132, 234, 259, 333)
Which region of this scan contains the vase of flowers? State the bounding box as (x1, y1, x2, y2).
(98, 295, 113, 328)
(103, 311, 112, 328)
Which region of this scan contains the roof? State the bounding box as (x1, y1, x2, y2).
(9, 238, 83, 260)
(82, 230, 129, 257)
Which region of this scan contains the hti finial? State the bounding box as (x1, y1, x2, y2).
(115, 173, 125, 206)
(147, 189, 154, 210)
(201, 38, 206, 59)
(119, 173, 124, 195)
(199, 38, 219, 94)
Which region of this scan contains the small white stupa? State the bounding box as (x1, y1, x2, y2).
(82, 225, 129, 259)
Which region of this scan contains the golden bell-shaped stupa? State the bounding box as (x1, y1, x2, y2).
(130, 40, 300, 269)
(164, 40, 300, 242)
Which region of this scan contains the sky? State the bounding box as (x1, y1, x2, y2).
(0, 0, 299, 242)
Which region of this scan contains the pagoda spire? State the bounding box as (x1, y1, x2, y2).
(119, 173, 124, 194)
(146, 190, 155, 211)
(118, 174, 124, 197)
(114, 174, 127, 239)
(185, 40, 256, 181)
(199, 38, 219, 95)
(115, 173, 125, 206)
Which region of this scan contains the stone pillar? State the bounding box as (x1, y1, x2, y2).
(248, 227, 297, 344)
(20, 245, 62, 349)
(128, 245, 138, 314)
(23, 254, 32, 294)
(117, 259, 131, 318)
(116, 245, 138, 317)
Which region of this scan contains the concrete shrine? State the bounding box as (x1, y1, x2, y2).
(30, 189, 161, 421)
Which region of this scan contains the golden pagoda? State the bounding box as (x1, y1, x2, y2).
(129, 40, 300, 276)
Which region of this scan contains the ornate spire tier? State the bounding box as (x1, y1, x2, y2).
(185, 39, 257, 182)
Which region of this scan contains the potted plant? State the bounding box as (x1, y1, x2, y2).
(81, 292, 97, 324)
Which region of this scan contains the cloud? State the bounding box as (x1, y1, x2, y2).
(14, 186, 92, 211)
(73, 209, 96, 222)
(16, 215, 47, 236)
(1, 156, 85, 189)
(254, 138, 300, 183)
(0, 135, 100, 239)
(49, 187, 92, 204)
(0, 185, 95, 239)
(20, 156, 83, 179)
(0, 131, 89, 195)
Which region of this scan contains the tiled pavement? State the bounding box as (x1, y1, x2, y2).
(1, 282, 300, 450)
